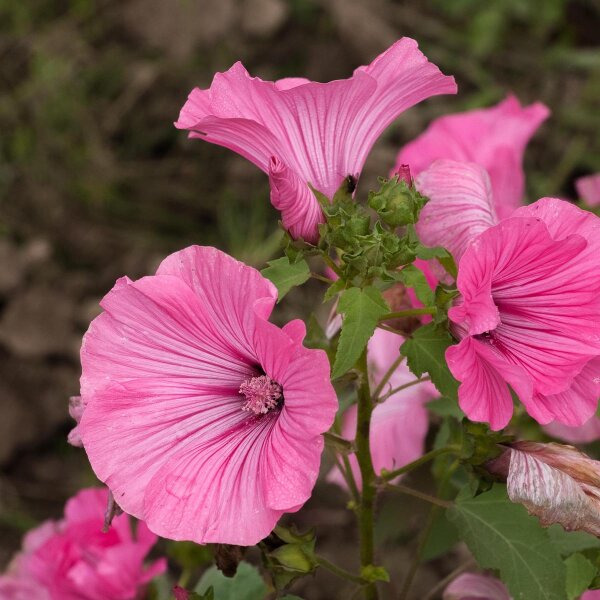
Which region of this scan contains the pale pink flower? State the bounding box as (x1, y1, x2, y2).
(544, 414, 600, 445)
(395, 95, 549, 219)
(582, 591, 600, 599)
(443, 572, 511, 600)
(487, 442, 600, 537)
(577, 174, 600, 207)
(78, 246, 337, 545)
(67, 395, 85, 447)
(328, 328, 436, 489)
(175, 39, 456, 242)
(0, 488, 165, 600)
(446, 198, 600, 430)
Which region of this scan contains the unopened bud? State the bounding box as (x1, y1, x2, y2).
(395, 164, 413, 186)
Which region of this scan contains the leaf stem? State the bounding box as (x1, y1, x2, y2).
(385, 483, 452, 509)
(371, 353, 405, 400)
(321, 253, 343, 277)
(379, 307, 437, 320)
(378, 446, 459, 483)
(422, 559, 476, 600)
(376, 376, 431, 404)
(311, 272, 335, 284)
(355, 349, 379, 600)
(317, 555, 366, 585)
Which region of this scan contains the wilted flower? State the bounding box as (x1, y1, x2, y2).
(0, 488, 165, 600)
(395, 95, 549, 219)
(328, 328, 436, 489)
(175, 39, 456, 242)
(487, 441, 600, 536)
(444, 572, 511, 600)
(78, 246, 337, 545)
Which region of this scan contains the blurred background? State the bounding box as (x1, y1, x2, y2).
(0, 0, 599, 597)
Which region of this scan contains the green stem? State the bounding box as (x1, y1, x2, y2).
(371, 353, 405, 400)
(376, 376, 430, 404)
(386, 483, 452, 509)
(321, 253, 343, 277)
(311, 272, 335, 284)
(330, 448, 360, 506)
(317, 555, 366, 585)
(355, 349, 379, 600)
(379, 307, 437, 321)
(378, 446, 459, 482)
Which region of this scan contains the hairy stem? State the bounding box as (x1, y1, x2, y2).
(355, 349, 379, 600)
(376, 376, 431, 404)
(371, 353, 405, 400)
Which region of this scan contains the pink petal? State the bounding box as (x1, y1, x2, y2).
(176, 39, 456, 240)
(444, 572, 511, 600)
(416, 159, 498, 263)
(446, 337, 532, 431)
(395, 95, 549, 218)
(576, 174, 600, 207)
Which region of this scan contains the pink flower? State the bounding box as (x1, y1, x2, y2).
(67, 395, 85, 447)
(544, 413, 600, 445)
(577, 174, 600, 207)
(395, 95, 549, 219)
(328, 329, 436, 489)
(446, 198, 600, 430)
(0, 488, 165, 600)
(78, 246, 337, 545)
(443, 572, 511, 600)
(175, 39, 456, 242)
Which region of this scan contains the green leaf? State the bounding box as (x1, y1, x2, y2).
(195, 562, 267, 600)
(401, 322, 459, 400)
(262, 256, 310, 301)
(548, 525, 600, 555)
(427, 396, 464, 419)
(280, 596, 304, 600)
(323, 277, 346, 302)
(448, 485, 567, 600)
(332, 286, 389, 378)
(421, 511, 459, 561)
(565, 553, 596, 600)
(398, 264, 435, 306)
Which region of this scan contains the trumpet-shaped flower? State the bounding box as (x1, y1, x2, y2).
(395, 95, 549, 218)
(78, 246, 337, 545)
(0, 488, 164, 600)
(176, 39, 456, 242)
(328, 329, 436, 489)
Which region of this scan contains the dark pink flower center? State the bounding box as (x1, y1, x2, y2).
(239, 375, 283, 415)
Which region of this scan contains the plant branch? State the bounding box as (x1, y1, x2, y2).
(379, 307, 437, 321)
(385, 483, 452, 509)
(317, 555, 366, 585)
(355, 348, 379, 600)
(371, 353, 405, 400)
(378, 446, 459, 483)
(376, 376, 431, 404)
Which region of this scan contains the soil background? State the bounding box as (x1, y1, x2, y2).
(1, 0, 599, 598)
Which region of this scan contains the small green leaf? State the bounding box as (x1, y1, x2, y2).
(398, 264, 435, 306)
(360, 564, 390, 583)
(323, 277, 346, 302)
(565, 553, 596, 600)
(401, 322, 459, 400)
(332, 286, 389, 379)
(262, 257, 310, 301)
(195, 562, 267, 600)
(448, 485, 567, 600)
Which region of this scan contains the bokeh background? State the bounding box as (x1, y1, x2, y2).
(1, 0, 599, 597)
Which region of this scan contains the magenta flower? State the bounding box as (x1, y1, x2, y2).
(78, 246, 337, 545)
(175, 39, 456, 242)
(328, 329, 435, 489)
(0, 488, 165, 600)
(395, 95, 549, 219)
(444, 572, 511, 600)
(447, 198, 600, 429)
(577, 173, 600, 207)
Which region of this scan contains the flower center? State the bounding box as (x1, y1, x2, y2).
(239, 375, 283, 415)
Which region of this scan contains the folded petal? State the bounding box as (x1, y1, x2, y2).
(446, 337, 532, 431)
(395, 95, 549, 218)
(416, 159, 498, 263)
(577, 174, 600, 207)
